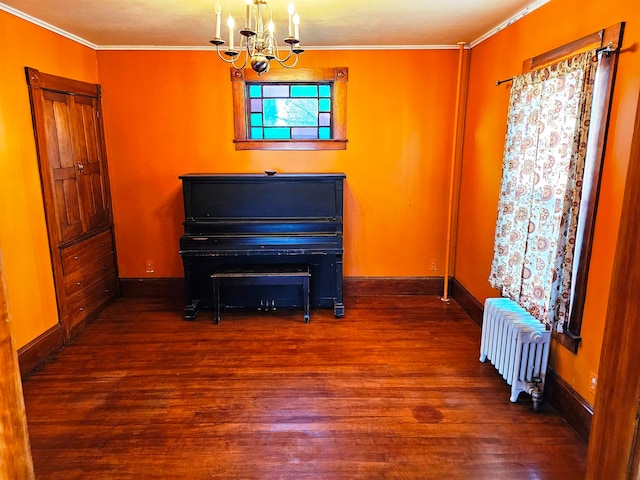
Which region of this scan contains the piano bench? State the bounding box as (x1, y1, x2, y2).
(210, 264, 311, 325)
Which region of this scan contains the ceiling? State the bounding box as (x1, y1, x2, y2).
(0, 0, 547, 49)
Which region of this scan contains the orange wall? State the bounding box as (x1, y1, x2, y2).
(96, 49, 460, 279)
(456, 0, 640, 404)
(0, 10, 99, 349)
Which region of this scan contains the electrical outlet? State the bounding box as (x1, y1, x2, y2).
(145, 260, 155, 273)
(430, 259, 438, 271)
(589, 372, 598, 393)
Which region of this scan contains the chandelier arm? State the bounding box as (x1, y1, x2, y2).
(213, 42, 249, 70)
(214, 49, 237, 64)
(266, 40, 294, 64)
(232, 56, 249, 70)
(273, 52, 301, 69)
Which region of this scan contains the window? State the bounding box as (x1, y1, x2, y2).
(489, 23, 624, 353)
(230, 67, 348, 150)
(247, 83, 332, 140)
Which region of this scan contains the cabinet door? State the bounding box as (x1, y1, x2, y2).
(41, 90, 84, 242)
(40, 90, 110, 242)
(70, 94, 111, 232)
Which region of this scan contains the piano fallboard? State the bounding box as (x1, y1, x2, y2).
(180, 235, 342, 255)
(182, 220, 342, 236)
(178, 173, 346, 320)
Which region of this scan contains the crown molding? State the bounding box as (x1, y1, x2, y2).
(95, 44, 467, 52)
(0, 2, 97, 49)
(469, 0, 550, 48)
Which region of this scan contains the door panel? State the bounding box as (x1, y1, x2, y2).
(40, 88, 111, 240)
(72, 96, 110, 232)
(43, 91, 84, 241)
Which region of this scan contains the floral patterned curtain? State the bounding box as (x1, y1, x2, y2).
(489, 49, 598, 332)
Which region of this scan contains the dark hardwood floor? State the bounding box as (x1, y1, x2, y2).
(22, 295, 587, 479)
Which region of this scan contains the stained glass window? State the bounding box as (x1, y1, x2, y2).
(230, 67, 348, 151)
(247, 83, 332, 140)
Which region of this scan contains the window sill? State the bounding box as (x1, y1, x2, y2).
(234, 139, 348, 151)
(552, 330, 581, 354)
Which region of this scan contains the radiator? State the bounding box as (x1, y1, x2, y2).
(479, 298, 551, 411)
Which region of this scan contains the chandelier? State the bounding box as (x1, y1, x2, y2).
(210, 0, 304, 75)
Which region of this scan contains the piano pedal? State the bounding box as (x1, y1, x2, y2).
(258, 300, 277, 312)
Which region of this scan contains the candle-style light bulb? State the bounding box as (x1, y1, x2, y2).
(288, 2, 295, 37)
(245, 0, 252, 30)
(214, 2, 222, 39)
(268, 20, 275, 35)
(227, 15, 235, 50)
(293, 12, 300, 41)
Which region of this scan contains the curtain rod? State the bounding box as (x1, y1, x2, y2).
(496, 77, 513, 86)
(495, 43, 617, 86)
(596, 43, 616, 56)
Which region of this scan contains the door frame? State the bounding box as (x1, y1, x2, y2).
(0, 251, 35, 479)
(585, 93, 640, 478)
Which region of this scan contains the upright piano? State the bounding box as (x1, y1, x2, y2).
(178, 173, 346, 319)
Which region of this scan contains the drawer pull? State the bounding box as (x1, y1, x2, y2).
(105, 289, 110, 293)
(100, 243, 105, 247)
(78, 306, 85, 312)
(76, 281, 82, 286)
(73, 255, 80, 260)
(102, 265, 108, 270)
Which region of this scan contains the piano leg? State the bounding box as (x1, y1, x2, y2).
(213, 278, 221, 325)
(303, 274, 310, 324)
(183, 299, 201, 320)
(333, 254, 345, 318)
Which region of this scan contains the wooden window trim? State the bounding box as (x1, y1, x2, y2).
(230, 67, 348, 151)
(519, 23, 625, 353)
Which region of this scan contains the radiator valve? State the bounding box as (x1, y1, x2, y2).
(527, 376, 543, 412)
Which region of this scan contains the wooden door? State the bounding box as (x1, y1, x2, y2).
(35, 80, 111, 243)
(70, 94, 110, 232)
(0, 251, 35, 479)
(585, 95, 640, 478)
(41, 90, 84, 242)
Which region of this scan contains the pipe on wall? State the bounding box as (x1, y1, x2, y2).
(442, 42, 470, 302)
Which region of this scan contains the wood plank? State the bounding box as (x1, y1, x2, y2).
(22, 295, 587, 479)
(0, 252, 35, 479)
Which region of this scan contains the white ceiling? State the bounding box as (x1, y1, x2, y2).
(0, 0, 548, 49)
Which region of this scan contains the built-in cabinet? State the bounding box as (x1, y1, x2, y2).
(26, 68, 118, 340)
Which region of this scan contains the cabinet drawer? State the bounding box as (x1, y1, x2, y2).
(67, 275, 118, 325)
(61, 230, 113, 275)
(63, 251, 116, 296)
